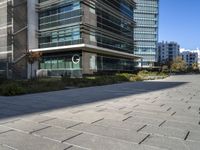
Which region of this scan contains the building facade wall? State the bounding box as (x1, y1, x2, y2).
(0, 0, 11, 62)
(12, 0, 28, 79)
(1, 0, 139, 78)
(134, 0, 159, 68)
(0, 0, 28, 78)
(157, 41, 180, 64)
(28, 0, 38, 49)
(181, 51, 198, 67)
(36, 0, 137, 76)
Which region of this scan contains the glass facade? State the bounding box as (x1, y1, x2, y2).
(38, 0, 135, 53)
(97, 55, 136, 71)
(40, 52, 81, 70)
(38, 1, 82, 48)
(93, 0, 135, 54)
(37, 0, 136, 73)
(0, 0, 12, 62)
(134, 0, 159, 67)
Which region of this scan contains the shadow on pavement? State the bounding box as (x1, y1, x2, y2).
(0, 81, 188, 120)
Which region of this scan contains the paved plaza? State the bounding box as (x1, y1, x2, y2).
(0, 75, 200, 150)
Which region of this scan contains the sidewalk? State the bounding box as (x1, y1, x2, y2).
(0, 75, 199, 150)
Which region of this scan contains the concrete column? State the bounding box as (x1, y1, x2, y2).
(27, 0, 38, 49)
(82, 51, 97, 74)
(27, 0, 39, 79)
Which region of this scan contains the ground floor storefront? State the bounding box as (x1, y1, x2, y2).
(37, 50, 137, 77)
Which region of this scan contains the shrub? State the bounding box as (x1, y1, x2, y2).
(2, 83, 26, 96)
(134, 75, 143, 81)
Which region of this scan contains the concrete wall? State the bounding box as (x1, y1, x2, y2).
(82, 51, 97, 74)
(27, 0, 39, 79)
(28, 0, 38, 49)
(12, 0, 28, 79)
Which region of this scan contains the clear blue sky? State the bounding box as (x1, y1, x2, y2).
(159, 0, 200, 49)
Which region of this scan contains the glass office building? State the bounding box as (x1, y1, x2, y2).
(134, 0, 159, 68)
(0, 0, 141, 78)
(34, 0, 140, 77)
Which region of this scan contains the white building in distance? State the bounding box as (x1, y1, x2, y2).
(157, 41, 180, 64)
(180, 48, 200, 67)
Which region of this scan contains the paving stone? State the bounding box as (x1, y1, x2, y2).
(0, 126, 12, 134)
(0, 109, 22, 116)
(187, 131, 200, 142)
(168, 115, 199, 124)
(126, 116, 163, 126)
(67, 146, 88, 150)
(144, 135, 188, 150)
(0, 145, 14, 150)
(68, 111, 105, 123)
(141, 126, 187, 139)
(132, 111, 170, 120)
(71, 123, 148, 143)
(98, 111, 128, 121)
(0, 130, 71, 150)
(34, 126, 82, 142)
(0, 75, 200, 149)
(48, 110, 104, 124)
(163, 120, 200, 131)
(41, 110, 74, 119)
(41, 118, 81, 129)
(66, 133, 146, 150)
(186, 141, 200, 150)
(0, 117, 20, 125)
(2, 120, 49, 133)
(94, 119, 145, 131)
(21, 114, 55, 123)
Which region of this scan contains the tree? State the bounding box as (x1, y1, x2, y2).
(171, 57, 187, 72)
(26, 52, 42, 79)
(192, 63, 199, 71)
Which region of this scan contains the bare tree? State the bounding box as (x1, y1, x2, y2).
(26, 52, 42, 79)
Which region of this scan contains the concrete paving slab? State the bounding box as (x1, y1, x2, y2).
(93, 119, 145, 131)
(34, 126, 82, 142)
(0, 126, 12, 134)
(140, 126, 187, 139)
(185, 141, 200, 150)
(66, 132, 148, 150)
(0, 145, 15, 150)
(187, 131, 200, 142)
(41, 118, 81, 129)
(67, 146, 88, 150)
(2, 120, 49, 133)
(144, 135, 188, 150)
(0, 130, 71, 150)
(71, 123, 148, 143)
(0, 75, 200, 149)
(21, 114, 55, 123)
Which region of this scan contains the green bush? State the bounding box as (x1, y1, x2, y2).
(0, 71, 168, 96)
(2, 83, 26, 96)
(134, 75, 143, 81)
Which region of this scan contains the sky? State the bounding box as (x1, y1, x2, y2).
(159, 0, 200, 50)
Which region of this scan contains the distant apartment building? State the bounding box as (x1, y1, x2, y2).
(182, 49, 200, 68)
(157, 41, 180, 64)
(0, 0, 141, 78)
(134, 0, 159, 68)
(181, 51, 198, 67)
